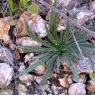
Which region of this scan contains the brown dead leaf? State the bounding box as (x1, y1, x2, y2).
(0, 17, 12, 43)
(14, 11, 47, 38)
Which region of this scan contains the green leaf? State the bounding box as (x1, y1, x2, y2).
(8, 0, 15, 12)
(40, 54, 58, 85)
(20, 0, 28, 7)
(66, 55, 80, 82)
(16, 53, 54, 78)
(17, 46, 50, 53)
(89, 72, 95, 80)
(49, 11, 58, 40)
(24, 15, 64, 51)
(29, 2, 39, 14)
(24, 16, 41, 41)
(23, 16, 56, 48)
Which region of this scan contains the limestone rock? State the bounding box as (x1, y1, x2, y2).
(0, 46, 14, 66)
(0, 89, 13, 95)
(19, 74, 33, 86)
(0, 63, 13, 88)
(16, 37, 41, 47)
(68, 83, 86, 95)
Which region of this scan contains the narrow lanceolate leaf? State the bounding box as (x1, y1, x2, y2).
(23, 16, 56, 48)
(40, 54, 58, 85)
(17, 46, 50, 53)
(50, 11, 58, 40)
(16, 53, 54, 78)
(23, 16, 41, 42)
(66, 55, 80, 82)
(45, 24, 54, 43)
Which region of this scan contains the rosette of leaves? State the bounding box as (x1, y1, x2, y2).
(17, 10, 95, 85)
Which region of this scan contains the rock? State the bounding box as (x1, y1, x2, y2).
(0, 46, 14, 66)
(0, 17, 11, 43)
(28, 14, 47, 38)
(90, 1, 95, 12)
(0, 89, 13, 95)
(86, 80, 95, 93)
(68, 83, 86, 95)
(19, 74, 33, 86)
(29, 61, 45, 75)
(59, 78, 69, 88)
(16, 37, 41, 47)
(24, 53, 34, 63)
(35, 64, 45, 75)
(14, 12, 29, 37)
(56, 0, 77, 10)
(18, 84, 27, 95)
(77, 57, 93, 73)
(18, 91, 26, 95)
(67, 76, 73, 84)
(18, 64, 25, 72)
(57, 17, 67, 31)
(76, 10, 95, 25)
(14, 12, 47, 38)
(0, 63, 13, 88)
(34, 76, 43, 84)
(79, 73, 87, 83)
(72, 72, 87, 83)
(60, 93, 65, 95)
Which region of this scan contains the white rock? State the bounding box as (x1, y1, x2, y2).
(77, 57, 93, 73)
(0, 46, 14, 66)
(28, 14, 47, 38)
(35, 64, 45, 75)
(86, 80, 95, 93)
(0, 89, 13, 95)
(57, 18, 67, 31)
(68, 83, 86, 95)
(18, 91, 26, 95)
(16, 37, 41, 47)
(57, 0, 71, 7)
(90, 1, 95, 12)
(76, 10, 95, 25)
(28, 58, 45, 75)
(60, 93, 65, 95)
(0, 63, 13, 88)
(77, 10, 95, 20)
(29, 61, 45, 75)
(34, 76, 43, 84)
(57, 24, 66, 31)
(19, 74, 33, 86)
(18, 84, 27, 95)
(18, 65, 25, 72)
(58, 78, 69, 88)
(56, 0, 77, 10)
(24, 53, 34, 63)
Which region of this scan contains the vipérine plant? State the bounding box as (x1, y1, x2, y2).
(17, 9, 95, 85)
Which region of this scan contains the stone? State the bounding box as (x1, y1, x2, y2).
(19, 74, 33, 86)
(0, 46, 14, 66)
(68, 83, 86, 95)
(24, 53, 34, 63)
(16, 37, 41, 47)
(0, 63, 13, 88)
(0, 89, 13, 95)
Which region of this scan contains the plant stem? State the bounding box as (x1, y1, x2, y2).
(69, 24, 84, 59)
